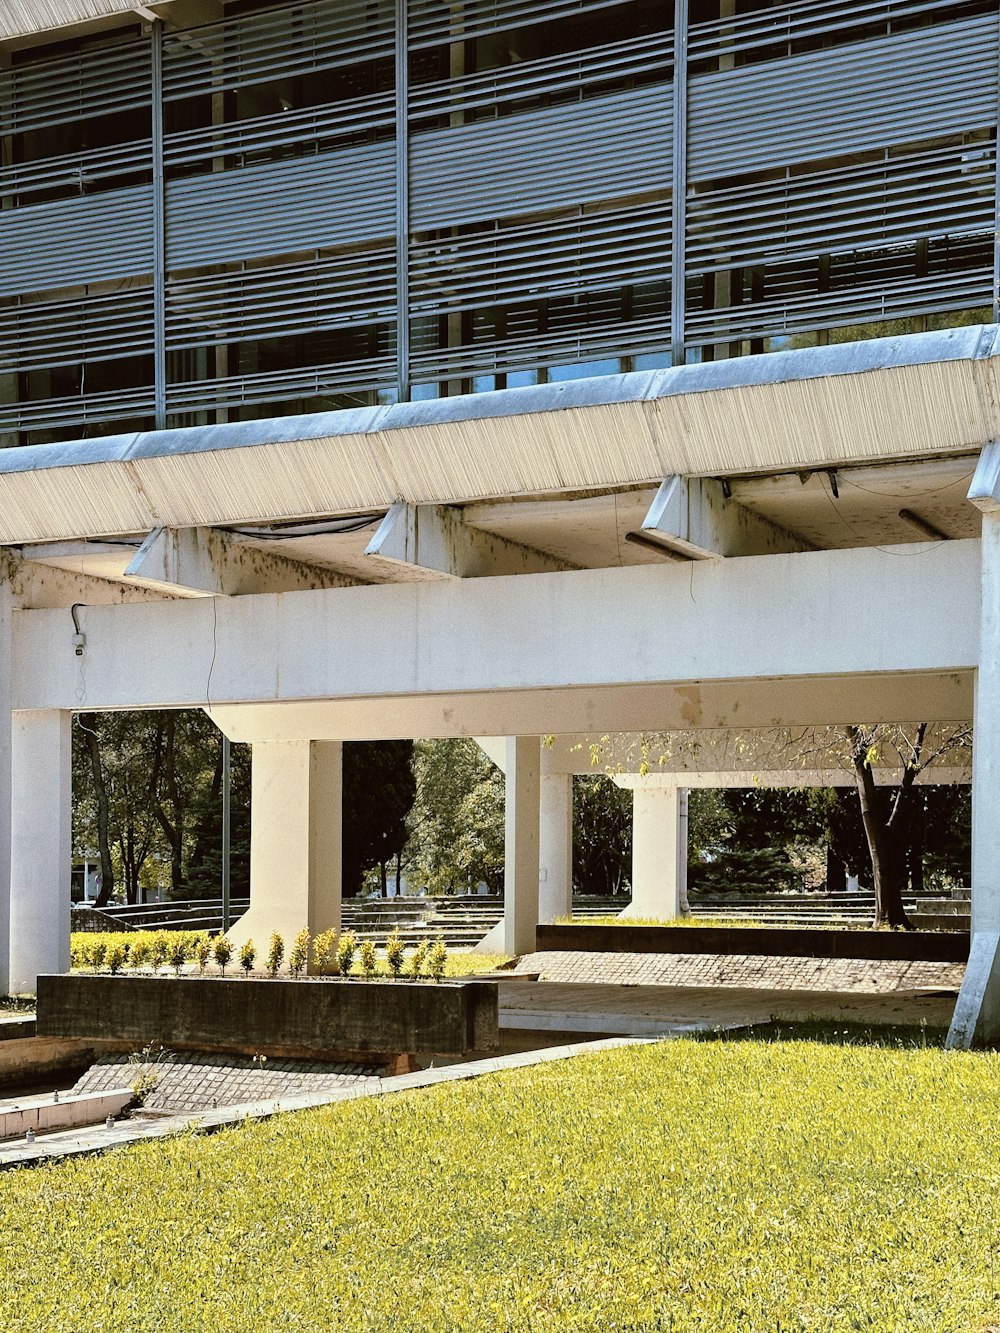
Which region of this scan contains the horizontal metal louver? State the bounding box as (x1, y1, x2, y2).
(0, 186, 154, 297)
(161, 0, 394, 102)
(0, 34, 150, 135)
(411, 86, 672, 230)
(689, 16, 998, 179)
(410, 202, 670, 316)
(163, 145, 396, 269)
(407, 0, 640, 51)
(1, 0, 998, 445)
(687, 145, 996, 275)
(688, 0, 974, 64)
(0, 288, 154, 372)
(165, 253, 396, 353)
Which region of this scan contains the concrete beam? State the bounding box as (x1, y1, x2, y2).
(639, 476, 810, 559)
(365, 502, 572, 579)
(123, 526, 356, 597)
(204, 673, 972, 745)
(12, 541, 979, 717)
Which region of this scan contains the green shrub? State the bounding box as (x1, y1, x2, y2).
(239, 939, 256, 977)
(167, 936, 189, 975)
(148, 932, 170, 972)
(288, 929, 310, 978)
(213, 935, 233, 976)
(426, 938, 448, 982)
(192, 936, 212, 974)
(89, 939, 108, 972)
(106, 941, 127, 975)
(335, 931, 357, 978)
(358, 939, 378, 979)
(312, 929, 338, 976)
(385, 929, 405, 979)
(129, 937, 151, 969)
(406, 942, 427, 980)
(266, 932, 285, 979)
(70, 938, 91, 970)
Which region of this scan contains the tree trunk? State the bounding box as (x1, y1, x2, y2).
(847, 727, 913, 929)
(80, 713, 115, 906)
(394, 852, 402, 896)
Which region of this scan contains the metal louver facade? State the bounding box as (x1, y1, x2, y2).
(1, 0, 998, 447)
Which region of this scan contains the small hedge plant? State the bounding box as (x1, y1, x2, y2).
(68, 928, 455, 980)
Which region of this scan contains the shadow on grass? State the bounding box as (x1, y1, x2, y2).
(692, 1018, 950, 1049)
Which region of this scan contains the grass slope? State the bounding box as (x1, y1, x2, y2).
(1, 1037, 998, 1332)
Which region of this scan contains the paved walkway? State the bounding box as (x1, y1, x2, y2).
(496, 979, 958, 1034)
(513, 950, 965, 994)
(74, 1053, 383, 1113)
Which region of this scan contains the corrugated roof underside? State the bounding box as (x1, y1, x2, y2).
(0, 0, 143, 39)
(0, 349, 997, 543)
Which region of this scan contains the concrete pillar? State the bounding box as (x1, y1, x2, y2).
(539, 772, 573, 923)
(949, 510, 1000, 1046)
(503, 735, 540, 955)
(227, 740, 342, 951)
(620, 783, 687, 921)
(9, 710, 71, 993)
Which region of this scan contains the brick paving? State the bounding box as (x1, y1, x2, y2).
(514, 950, 965, 993)
(73, 1053, 383, 1113)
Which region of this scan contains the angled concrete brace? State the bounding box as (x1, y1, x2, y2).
(365, 502, 572, 578)
(639, 475, 811, 559)
(124, 526, 357, 596)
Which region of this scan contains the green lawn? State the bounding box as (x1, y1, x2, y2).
(1, 1034, 998, 1331)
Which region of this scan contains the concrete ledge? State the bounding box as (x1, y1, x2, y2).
(0, 1017, 36, 1041)
(0, 1087, 132, 1140)
(0, 1035, 131, 1088)
(37, 975, 499, 1056)
(536, 923, 970, 963)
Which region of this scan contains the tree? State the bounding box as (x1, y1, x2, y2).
(583, 724, 971, 927)
(405, 740, 504, 893)
(342, 741, 416, 896)
(73, 709, 251, 904)
(843, 723, 970, 927)
(573, 776, 632, 895)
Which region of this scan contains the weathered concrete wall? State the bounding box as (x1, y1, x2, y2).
(0, 1036, 131, 1088)
(37, 976, 500, 1056)
(536, 923, 969, 962)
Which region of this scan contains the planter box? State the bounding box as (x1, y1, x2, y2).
(535, 923, 969, 963)
(36, 975, 499, 1058)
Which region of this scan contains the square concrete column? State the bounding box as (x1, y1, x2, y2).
(504, 735, 540, 955)
(539, 772, 573, 924)
(227, 740, 342, 951)
(619, 780, 687, 920)
(9, 710, 71, 993)
(949, 509, 1000, 1046)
